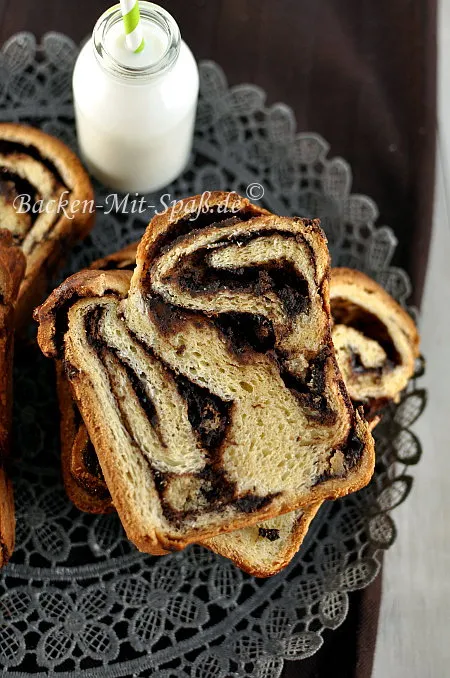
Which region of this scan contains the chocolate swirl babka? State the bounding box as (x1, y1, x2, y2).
(56, 239, 417, 575)
(330, 268, 420, 420)
(36, 192, 375, 554)
(0, 123, 94, 327)
(0, 231, 26, 566)
(56, 243, 317, 573)
(54, 243, 319, 573)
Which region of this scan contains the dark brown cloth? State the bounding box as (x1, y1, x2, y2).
(0, 1, 436, 676)
(284, 560, 383, 678)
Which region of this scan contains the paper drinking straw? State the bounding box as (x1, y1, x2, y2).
(120, 0, 145, 53)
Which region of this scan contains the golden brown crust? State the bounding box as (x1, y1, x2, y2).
(0, 467, 14, 567)
(0, 229, 27, 304)
(56, 362, 114, 515)
(37, 270, 131, 515)
(0, 231, 25, 458)
(0, 230, 25, 566)
(0, 123, 95, 327)
(331, 267, 420, 356)
(89, 243, 138, 272)
(55, 246, 138, 516)
(34, 268, 132, 358)
(203, 503, 321, 577)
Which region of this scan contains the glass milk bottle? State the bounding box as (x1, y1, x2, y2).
(72, 2, 199, 193)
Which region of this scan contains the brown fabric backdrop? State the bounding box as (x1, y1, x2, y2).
(0, 1, 436, 676)
(0, 0, 437, 306)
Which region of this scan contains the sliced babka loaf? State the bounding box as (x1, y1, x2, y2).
(0, 230, 26, 566)
(331, 268, 420, 420)
(36, 192, 375, 554)
(0, 123, 94, 327)
(59, 245, 413, 575)
(54, 242, 316, 573)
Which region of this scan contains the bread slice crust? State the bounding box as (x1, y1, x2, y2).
(204, 505, 321, 577)
(0, 230, 26, 566)
(56, 247, 138, 515)
(56, 361, 114, 515)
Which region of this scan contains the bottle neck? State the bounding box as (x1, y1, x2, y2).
(92, 1, 181, 83)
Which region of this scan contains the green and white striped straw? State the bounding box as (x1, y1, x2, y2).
(120, 0, 145, 53)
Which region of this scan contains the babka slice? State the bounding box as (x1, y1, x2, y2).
(0, 230, 26, 566)
(331, 268, 420, 420)
(0, 123, 94, 327)
(57, 246, 417, 575)
(36, 192, 375, 554)
(56, 361, 114, 515)
(54, 242, 315, 574)
(56, 244, 138, 514)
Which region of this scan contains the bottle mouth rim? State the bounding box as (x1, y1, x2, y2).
(93, 1, 181, 81)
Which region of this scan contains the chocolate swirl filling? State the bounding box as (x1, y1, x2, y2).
(78, 442, 111, 500)
(258, 527, 281, 541)
(0, 139, 67, 186)
(140, 209, 338, 430)
(331, 297, 401, 371)
(280, 348, 338, 425)
(0, 139, 70, 247)
(80, 306, 277, 526)
(175, 253, 310, 318)
(313, 422, 366, 486)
